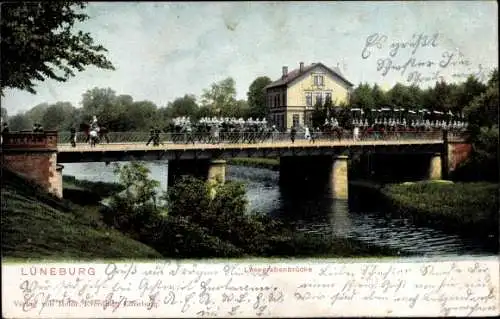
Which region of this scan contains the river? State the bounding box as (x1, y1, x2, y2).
(62, 161, 497, 257)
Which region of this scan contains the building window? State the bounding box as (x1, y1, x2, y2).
(305, 112, 312, 127)
(306, 93, 312, 107)
(315, 92, 323, 105)
(325, 92, 332, 103)
(282, 92, 286, 106)
(293, 114, 300, 127)
(314, 75, 324, 86)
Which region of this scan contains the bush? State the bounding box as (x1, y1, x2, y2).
(381, 181, 499, 237)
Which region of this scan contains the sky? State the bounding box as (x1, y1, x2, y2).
(2, 1, 498, 115)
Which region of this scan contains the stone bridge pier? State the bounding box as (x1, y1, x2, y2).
(279, 155, 349, 200)
(167, 159, 226, 187)
(279, 152, 447, 200)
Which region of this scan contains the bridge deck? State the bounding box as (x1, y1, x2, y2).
(57, 139, 444, 153)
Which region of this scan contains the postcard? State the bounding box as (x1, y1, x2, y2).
(1, 1, 498, 318)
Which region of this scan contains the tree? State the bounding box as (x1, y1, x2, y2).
(25, 103, 49, 125)
(350, 83, 375, 111)
(457, 76, 487, 112)
(167, 94, 199, 119)
(80, 87, 124, 130)
(201, 77, 237, 116)
(456, 68, 499, 182)
(371, 84, 388, 108)
(464, 72, 499, 134)
(40, 102, 76, 130)
(387, 83, 414, 109)
(103, 162, 162, 239)
(247, 76, 272, 119)
(1, 107, 7, 120)
(1, 2, 115, 95)
(8, 113, 32, 131)
(127, 101, 158, 130)
(311, 100, 326, 129)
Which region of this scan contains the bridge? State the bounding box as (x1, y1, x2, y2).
(1, 130, 471, 200)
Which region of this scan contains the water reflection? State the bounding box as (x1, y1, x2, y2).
(62, 161, 497, 256)
(329, 200, 351, 237)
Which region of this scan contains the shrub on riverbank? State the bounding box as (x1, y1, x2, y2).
(103, 163, 407, 258)
(381, 181, 499, 237)
(227, 157, 280, 171)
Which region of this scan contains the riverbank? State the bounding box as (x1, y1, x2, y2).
(25, 172, 409, 258)
(227, 157, 280, 171)
(62, 175, 124, 206)
(1, 167, 162, 259)
(380, 181, 499, 239)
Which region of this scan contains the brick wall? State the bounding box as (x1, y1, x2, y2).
(2, 152, 62, 198)
(448, 142, 472, 173)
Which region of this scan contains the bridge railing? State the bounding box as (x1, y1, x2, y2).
(1, 131, 58, 149)
(55, 130, 467, 145)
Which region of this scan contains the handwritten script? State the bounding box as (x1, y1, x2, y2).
(3, 260, 499, 317)
(361, 32, 490, 85)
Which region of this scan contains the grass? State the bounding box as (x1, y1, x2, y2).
(227, 157, 280, 171)
(1, 167, 162, 260)
(381, 180, 499, 236)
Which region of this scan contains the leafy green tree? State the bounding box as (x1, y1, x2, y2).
(247, 76, 272, 118)
(430, 80, 453, 112)
(387, 83, 414, 109)
(81, 87, 127, 130)
(102, 162, 162, 239)
(1, 107, 7, 120)
(456, 68, 499, 182)
(25, 103, 49, 125)
(40, 102, 76, 130)
(350, 83, 375, 110)
(371, 84, 388, 108)
(7, 113, 32, 131)
(127, 101, 158, 131)
(1, 2, 114, 95)
(458, 76, 488, 111)
(167, 94, 199, 119)
(311, 100, 326, 128)
(201, 77, 238, 116)
(465, 77, 499, 136)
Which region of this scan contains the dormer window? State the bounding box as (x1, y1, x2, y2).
(314, 75, 324, 86)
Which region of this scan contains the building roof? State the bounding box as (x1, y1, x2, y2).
(264, 62, 354, 90)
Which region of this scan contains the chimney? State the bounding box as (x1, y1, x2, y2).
(282, 66, 288, 78)
(299, 62, 304, 73)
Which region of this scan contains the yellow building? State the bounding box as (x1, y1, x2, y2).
(264, 62, 354, 130)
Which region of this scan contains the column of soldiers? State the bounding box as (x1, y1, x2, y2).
(154, 116, 275, 146)
(322, 117, 468, 133)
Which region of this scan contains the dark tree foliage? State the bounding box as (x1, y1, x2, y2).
(0, 1, 115, 95)
(247, 76, 272, 118)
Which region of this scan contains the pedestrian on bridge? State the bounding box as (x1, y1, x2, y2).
(69, 127, 77, 147)
(146, 127, 155, 146)
(304, 126, 311, 142)
(290, 126, 297, 143)
(1, 122, 9, 144)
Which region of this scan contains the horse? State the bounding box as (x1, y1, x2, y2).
(80, 123, 110, 145)
(323, 124, 344, 142)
